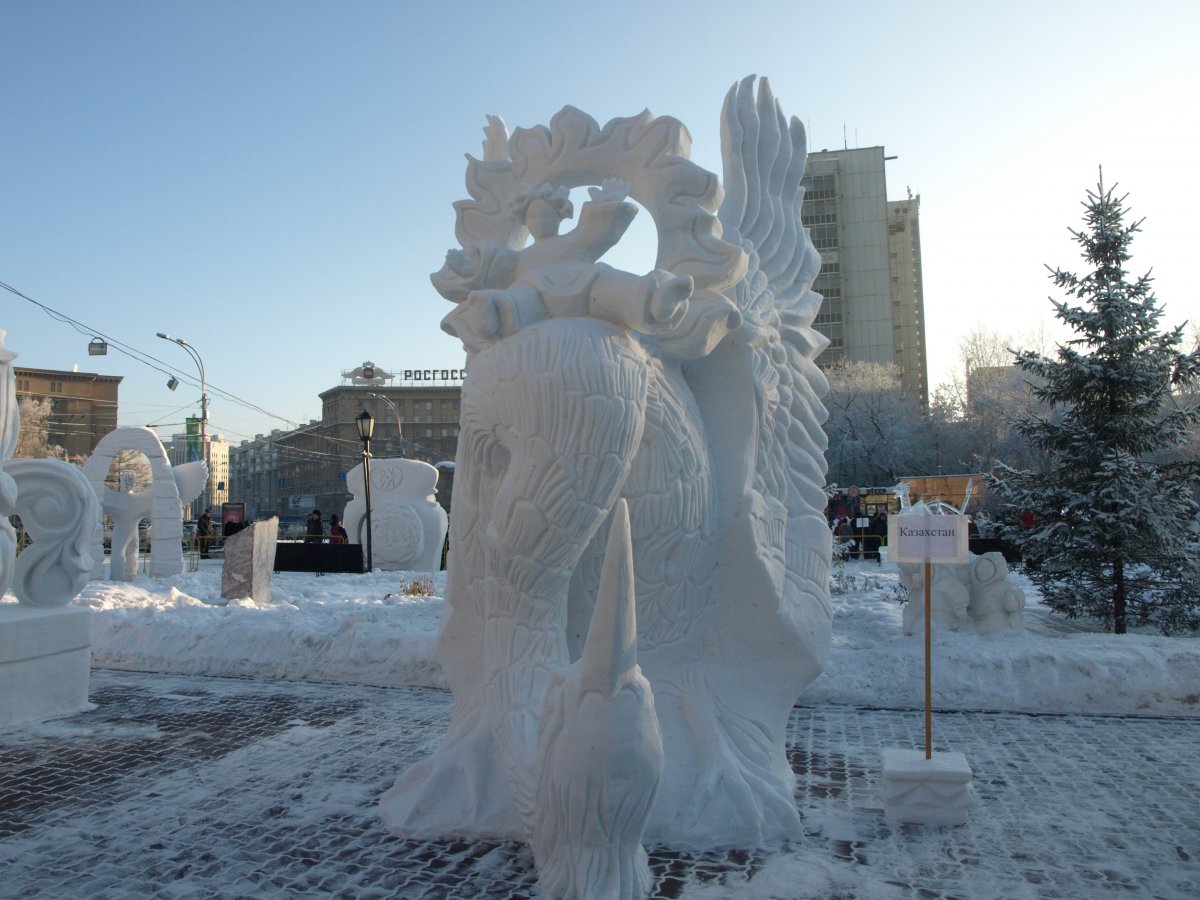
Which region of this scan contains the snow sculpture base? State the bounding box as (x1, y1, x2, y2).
(0, 605, 92, 729)
(221, 518, 280, 604)
(881, 748, 973, 826)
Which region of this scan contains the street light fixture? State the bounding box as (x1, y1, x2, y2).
(355, 410, 375, 574)
(369, 392, 405, 457)
(157, 332, 209, 515)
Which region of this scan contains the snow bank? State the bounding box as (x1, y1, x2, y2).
(73, 569, 447, 690)
(19, 561, 1196, 717)
(806, 570, 1199, 717)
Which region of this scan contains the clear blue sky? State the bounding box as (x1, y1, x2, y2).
(3, 0, 1196, 445)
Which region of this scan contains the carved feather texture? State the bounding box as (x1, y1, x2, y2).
(715, 74, 832, 616)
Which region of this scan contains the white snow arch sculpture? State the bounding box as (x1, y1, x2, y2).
(83, 427, 208, 580)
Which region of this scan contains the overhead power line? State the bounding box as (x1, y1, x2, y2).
(1, 279, 302, 431)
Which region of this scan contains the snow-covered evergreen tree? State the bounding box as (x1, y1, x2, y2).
(992, 176, 1200, 634)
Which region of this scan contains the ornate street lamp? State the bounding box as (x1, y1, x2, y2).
(355, 410, 374, 573)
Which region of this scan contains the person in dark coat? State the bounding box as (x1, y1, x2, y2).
(197, 508, 214, 558)
(867, 508, 889, 563)
(845, 486, 867, 559)
(306, 509, 324, 543)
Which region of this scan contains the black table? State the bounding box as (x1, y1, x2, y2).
(273, 541, 365, 574)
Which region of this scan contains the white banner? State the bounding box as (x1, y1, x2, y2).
(887, 514, 969, 564)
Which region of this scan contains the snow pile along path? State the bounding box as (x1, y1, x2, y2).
(76, 569, 446, 690)
(806, 569, 1200, 717)
(28, 559, 1199, 717)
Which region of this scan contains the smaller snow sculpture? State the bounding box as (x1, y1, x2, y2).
(343, 458, 447, 572)
(0, 329, 99, 727)
(5, 459, 98, 607)
(895, 500, 1024, 636)
(899, 560, 971, 634)
(83, 428, 208, 580)
(900, 553, 1025, 635)
(967, 551, 1025, 634)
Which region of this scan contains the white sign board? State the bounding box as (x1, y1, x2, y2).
(887, 514, 970, 564)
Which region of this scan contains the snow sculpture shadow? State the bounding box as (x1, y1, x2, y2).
(380, 77, 834, 895)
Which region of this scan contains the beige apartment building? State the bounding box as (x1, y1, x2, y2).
(14, 366, 122, 460)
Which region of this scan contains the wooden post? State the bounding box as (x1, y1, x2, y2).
(924, 559, 932, 760)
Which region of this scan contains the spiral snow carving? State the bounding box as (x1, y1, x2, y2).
(380, 77, 833, 898)
(0, 330, 100, 607)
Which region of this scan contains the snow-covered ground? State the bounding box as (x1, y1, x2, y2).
(5, 557, 1198, 898)
(26, 556, 1198, 718)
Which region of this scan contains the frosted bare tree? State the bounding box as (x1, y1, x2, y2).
(12, 397, 65, 461)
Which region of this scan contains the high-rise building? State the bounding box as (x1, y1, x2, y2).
(13, 366, 122, 460)
(802, 147, 928, 402)
(165, 431, 230, 518)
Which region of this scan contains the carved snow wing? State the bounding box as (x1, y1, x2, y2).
(380, 78, 834, 898)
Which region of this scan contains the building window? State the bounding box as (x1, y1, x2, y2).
(802, 174, 836, 200)
(810, 224, 839, 251)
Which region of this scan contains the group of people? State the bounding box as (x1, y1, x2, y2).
(196, 507, 254, 558)
(827, 486, 890, 562)
(194, 507, 354, 559)
(305, 509, 349, 544)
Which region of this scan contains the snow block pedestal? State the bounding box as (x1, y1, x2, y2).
(0, 605, 92, 729)
(221, 518, 280, 604)
(882, 748, 973, 826)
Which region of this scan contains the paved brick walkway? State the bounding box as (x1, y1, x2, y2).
(1, 669, 1196, 898)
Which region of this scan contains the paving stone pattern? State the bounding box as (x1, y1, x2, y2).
(1, 670, 1196, 898)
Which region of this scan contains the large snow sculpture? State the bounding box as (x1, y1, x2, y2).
(0, 330, 100, 727)
(342, 458, 447, 572)
(83, 427, 208, 580)
(380, 77, 833, 895)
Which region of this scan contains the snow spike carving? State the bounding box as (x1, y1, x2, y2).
(533, 499, 664, 900)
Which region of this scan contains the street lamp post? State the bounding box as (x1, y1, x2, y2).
(355, 410, 374, 573)
(157, 332, 209, 516)
(369, 392, 404, 457)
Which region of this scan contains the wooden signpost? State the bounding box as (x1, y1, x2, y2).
(886, 513, 969, 757)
